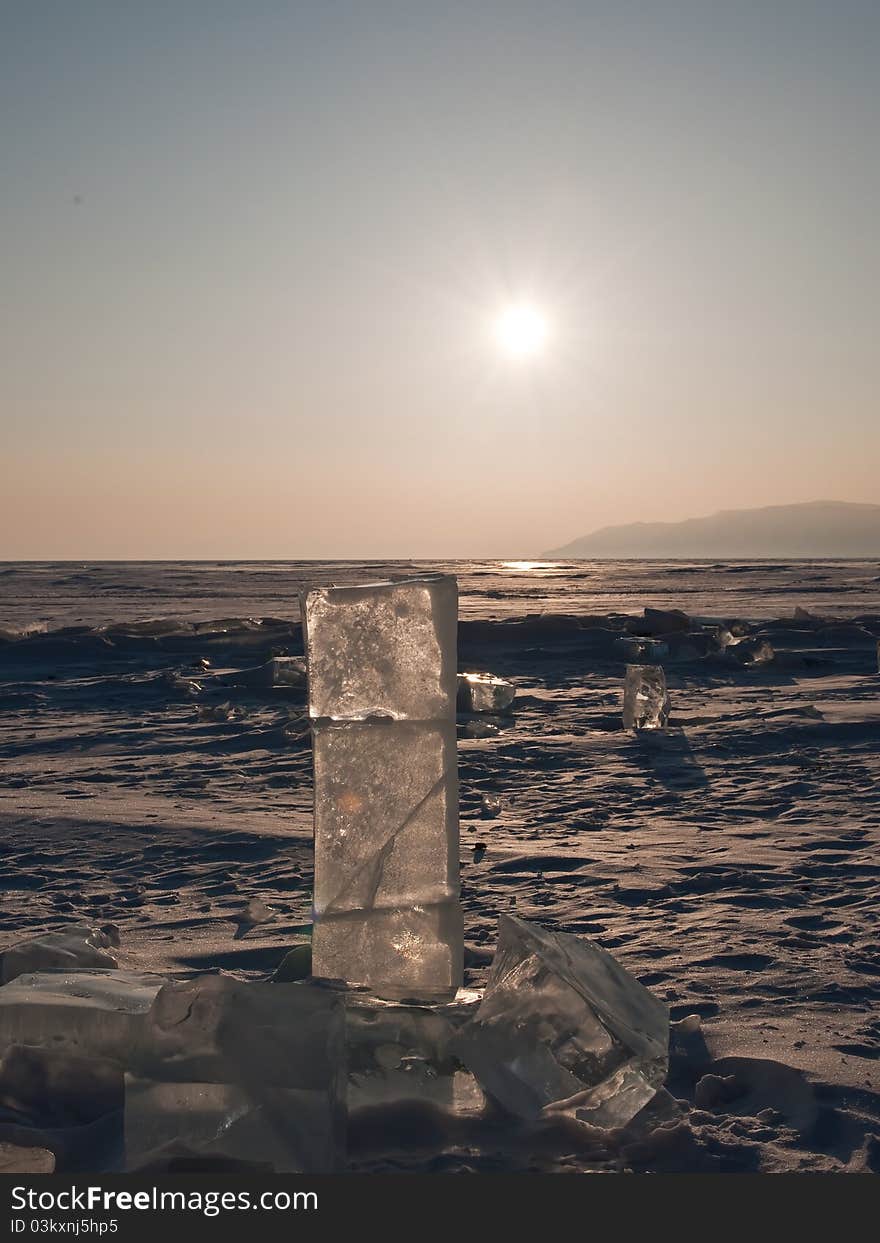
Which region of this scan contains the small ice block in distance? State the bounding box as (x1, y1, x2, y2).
(0, 969, 166, 1062)
(455, 915, 669, 1129)
(622, 664, 669, 730)
(457, 673, 516, 714)
(345, 989, 484, 1117)
(1, 926, 118, 984)
(125, 1078, 341, 1173)
(302, 575, 457, 720)
(313, 720, 458, 917)
(313, 903, 463, 1003)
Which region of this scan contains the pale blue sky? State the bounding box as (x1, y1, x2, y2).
(2, 1, 878, 557)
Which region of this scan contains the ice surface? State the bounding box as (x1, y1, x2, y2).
(127, 975, 346, 1172)
(305, 575, 462, 1001)
(1, 926, 118, 984)
(302, 575, 457, 721)
(622, 664, 670, 730)
(313, 902, 463, 1003)
(313, 720, 458, 916)
(0, 969, 166, 1061)
(456, 915, 669, 1128)
(125, 1078, 340, 1173)
(457, 672, 516, 714)
(345, 990, 484, 1115)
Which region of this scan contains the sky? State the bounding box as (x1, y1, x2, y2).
(2, 0, 879, 558)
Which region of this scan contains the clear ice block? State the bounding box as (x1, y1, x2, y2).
(345, 990, 484, 1117)
(302, 575, 457, 721)
(456, 673, 516, 714)
(304, 575, 462, 1002)
(313, 902, 463, 1003)
(136, 974, 345, 1091)
(0, 969, 166, 1062)
(1, 926, 118, 984)
(455, 915, 669, 1129)
(128, 975, 346, 1172)
(313, 720, 458, 916)
(622, 664, 670, 730)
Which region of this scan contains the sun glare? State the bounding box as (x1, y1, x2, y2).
(494, 303, 550, 360)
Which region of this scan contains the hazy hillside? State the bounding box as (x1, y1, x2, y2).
(546, 501, 880, 559)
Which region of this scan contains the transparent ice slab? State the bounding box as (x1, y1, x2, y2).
(135, 974, 345, 1092)
(345, 988, 484, 1115)
(302, 575, 457, 721)
(455, 915, 669, 1129)
(312, 719, 459, 917)
(127, 975, 346, 1172)
(313, 902, 463, 1003)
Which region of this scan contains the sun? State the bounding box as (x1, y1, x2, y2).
(494, 303, 550, 360)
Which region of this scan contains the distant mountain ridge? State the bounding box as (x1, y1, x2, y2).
(545, 501, 880, 559)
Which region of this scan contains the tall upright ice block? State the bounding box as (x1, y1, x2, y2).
(302, 575, 462, 1000)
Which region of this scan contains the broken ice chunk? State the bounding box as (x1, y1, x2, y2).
(0, 970, 166, 1061)
(455, 915, 668, 1129)
(313, 719, 458, 917)
(125, 1078, 340, 1173)
(1, 926, 118, 984)
(136, 975, 345, 1092)
(622, 664, 669, 730)
(457, 673, 516, 714)
(313, 903, 463, 1003)
(128, 976, 346, 1172)
(345, 990, 485, 1117)
(302, 575, 457, 720)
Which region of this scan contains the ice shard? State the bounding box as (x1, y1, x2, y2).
(302, 576, 457, 722)
(302, 575, 463, 1001)
(622, 664, 670, 730)
(455, 915, 669, 1129)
